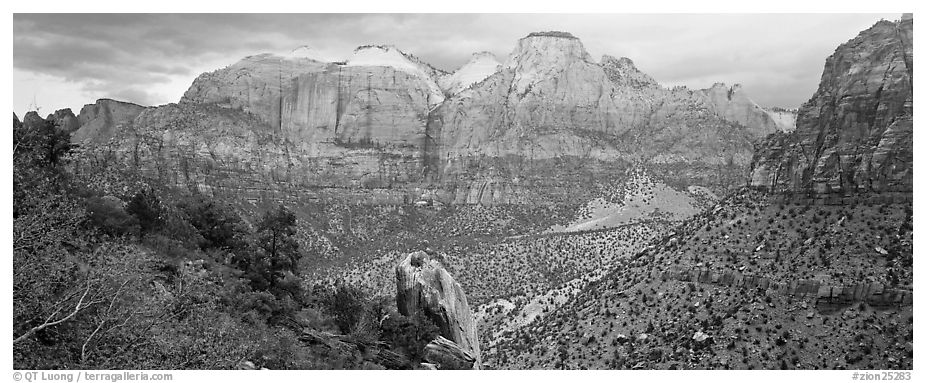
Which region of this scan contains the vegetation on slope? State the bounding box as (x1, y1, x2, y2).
(12, 116, 442, 369)
(488, 188, 913, 369)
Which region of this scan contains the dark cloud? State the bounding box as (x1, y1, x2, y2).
(13, 13, 897, 113)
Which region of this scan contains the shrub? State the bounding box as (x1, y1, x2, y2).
(85, 196, 139, 236)
(126, 189, 165, 235)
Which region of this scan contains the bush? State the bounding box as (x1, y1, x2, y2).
(320, 284, 368, 334)
(126, 189, 165, 235)
(85, 195, 139, 236)
(178, 196, 248, 251)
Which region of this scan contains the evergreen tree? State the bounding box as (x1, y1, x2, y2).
(237, 204, 301, 295)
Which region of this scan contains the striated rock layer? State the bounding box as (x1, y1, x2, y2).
(750, 17, 913, 195)
(70, 31, 795, 205)
(395, 251, 481, 368)
(72, 99, 147, 144)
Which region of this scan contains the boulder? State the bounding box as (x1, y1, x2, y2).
(395, 250, 480, 368)
(422, 336, 477, 370)
(692, 331, 711, 343)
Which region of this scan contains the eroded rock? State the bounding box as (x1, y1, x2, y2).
(395, 250, 480, 368)
(422, 336, 477, 370)
(750, 17, 913, 194)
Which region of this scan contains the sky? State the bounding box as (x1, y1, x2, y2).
(13, 13, 899, 116)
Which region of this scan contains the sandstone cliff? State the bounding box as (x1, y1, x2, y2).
(71, 30, 795, 205)
(72, 99, 147, 144)
(695, 83, 790, 137)
(438, 51, 501, 95)
(431, 33, 781, 203)
(395, 251, 481, 368)
(750, 17, 913, 194)
(46, 108, 80, 133)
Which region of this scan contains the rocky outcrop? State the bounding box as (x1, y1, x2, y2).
(664, 267, 913, 306)
(601, 55, 658, 90)
(765, 107, 798, 133)
(46, 108, 80, 133)
(432, 32, 790, 202)
(20, 111, 45, 130)
(72, 99, 147, 144)
(750, 17, 913, 194)
(695, 83, 787, 138)
(395, 251, 480, 369)
(423, 336, 477, 369)
(438, 51, 501, 95)
(181, 52, 439, 149)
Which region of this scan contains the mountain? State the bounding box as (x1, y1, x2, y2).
(72, 99, 148, 144)
(438, 51, 501, 95)
(694, 83, 793, 137)
(483, 17, 913, 370)
(764, 107, 798, 133)
(18, 17, 912, 371)
(750, 17, 912, 195)
(70, 30, 790, 206)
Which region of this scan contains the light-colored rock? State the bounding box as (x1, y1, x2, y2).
(439, 51, 501, 95)
(695, 83, 785, 138)
(346, 44, 446, 107)
(74, 30, 793, 205)
(395, 251, 480, 368)
(765, 107, 798, 133)
(422, 336, 477, 370)
(692, 331, 711, 343)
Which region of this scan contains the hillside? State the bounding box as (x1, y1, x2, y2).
(483, 16, 914, 370)
(13, 15, 912, 371)
(489, 189, 912, 369)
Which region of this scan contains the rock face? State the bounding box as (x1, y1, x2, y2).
(395, 251, 480, 368)
(71, 30, 795, 205)
(46, 108, 80, 133)
(765, 107, 798, 133)
(72, 99, 147, 144)
(21, 111, 45, 130)
(750, 17, 913, 194)
(695, 83, 789, 138)
(431, 33, 781, 203)
(438, 51, 501, 95)
(422, 336, 477, 370)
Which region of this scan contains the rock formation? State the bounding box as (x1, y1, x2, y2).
(750, 17, 913, 194)
(764, 107, 798, 133)
(20, 111, 45, 130)
(695, 83, 790, 137)
(72, 99, 147, 144)
(395, 251, 480, 369)
(69, 30, 796, 205)
(438, 51, 501, 95)
(422, 336, 477, 370)
(46, 108, 80, 133)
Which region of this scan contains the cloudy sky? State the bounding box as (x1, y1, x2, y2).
(13, 13, 897, 115)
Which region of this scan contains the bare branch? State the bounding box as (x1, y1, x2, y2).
(13, 280, 96, 345)
(80, 279, 132, 364)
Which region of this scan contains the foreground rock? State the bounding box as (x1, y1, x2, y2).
(395, 251, 481, 369)
(423, 336, 477, 369)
